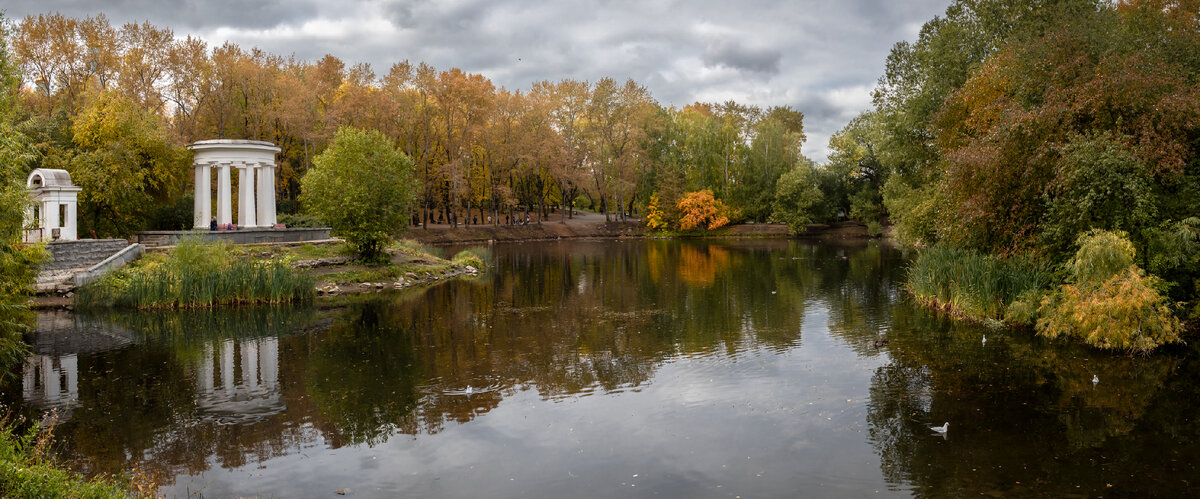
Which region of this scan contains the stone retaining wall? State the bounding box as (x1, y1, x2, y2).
(41, 239, 131, 271)
(74, 244, 143, 287)
(136, 227, 332, 247)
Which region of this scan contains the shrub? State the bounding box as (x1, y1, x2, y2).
(452, 250, 486, 270)
(866, 221, 882, 237)
(0, 414, 129, 498)
(1035, 230, 1181, 353)
(645, 194, 669, 231)
(1070, 229, 1135, 286)
(771, 165, 822, 235)
(276, 213, 326, 228)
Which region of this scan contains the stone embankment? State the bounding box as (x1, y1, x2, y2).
(36, 239, 141, 293)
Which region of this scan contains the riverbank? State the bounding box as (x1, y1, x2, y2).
(404, 216, 877, 245)
(32, 240, 484, 309)
(32, 218, 878, 309)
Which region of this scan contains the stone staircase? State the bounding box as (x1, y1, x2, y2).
(36, 239, 135, 293)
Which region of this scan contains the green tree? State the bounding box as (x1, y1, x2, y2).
(301, 126, 416, 259)
(771, 161, 822, 235)
(874, 0, 1104, 246)
(0, 14, 45, 376)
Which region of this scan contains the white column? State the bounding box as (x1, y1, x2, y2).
(23, 205, 35, 243)
(22, 359, 35, 397)
(194, 164, 212, 229)
(256, 162, 276, 227)
(63, 200, 77, 240)
(41, 356, 58, 401)
(44, 200, 59, 235)
(237, 162, 258, 228)
(217, 162, 232, 226)
(62, 354, 78, 404)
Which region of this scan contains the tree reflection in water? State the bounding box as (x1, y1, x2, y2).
(2, 239, 1198, 496)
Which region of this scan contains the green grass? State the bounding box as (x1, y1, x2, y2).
(451, 249, 487, 270)
(229, 241, 352, 261)
(0, 414, 133, 498)
(76, 239, 315, 309)
(907, 244, 1050, 321)
(318, 265, 403, 285)
(391, 239, 444, 260)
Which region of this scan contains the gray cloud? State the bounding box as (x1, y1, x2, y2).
(2, 0, 952, 161)
(703, 39, 781, 74)
(2, 0, 322, 30)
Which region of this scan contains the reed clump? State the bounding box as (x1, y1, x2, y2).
(76, 239, 315, 309)
(907, 244, 1049, 321)
(451, 249, 486, 270)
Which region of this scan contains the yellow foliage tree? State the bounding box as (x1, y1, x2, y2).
(1036, 230, 1182, 354)
(645, 194, 669, 230)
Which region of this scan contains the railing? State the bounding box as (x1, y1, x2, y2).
(22, 228, 42, 244)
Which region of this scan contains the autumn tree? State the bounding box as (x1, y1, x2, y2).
(69, 90, 187, 237)
(677, 190, 731, 231)
(933, 5, 1200, 256)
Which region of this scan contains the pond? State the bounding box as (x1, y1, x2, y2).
(4, 239, 1199, 497)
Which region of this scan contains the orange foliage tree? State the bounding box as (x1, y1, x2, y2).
(677, 190, 731, 231)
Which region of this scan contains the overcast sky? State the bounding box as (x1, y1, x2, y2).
(3, 0, 951, 162)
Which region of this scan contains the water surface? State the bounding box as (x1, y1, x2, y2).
(4, 239, 1198, 497)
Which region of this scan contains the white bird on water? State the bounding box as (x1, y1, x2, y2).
(465, 385, 474, 396)
(931, 422, 949, 434)
(982, 335, 987, 346)
(1092, 375, 1099, 386)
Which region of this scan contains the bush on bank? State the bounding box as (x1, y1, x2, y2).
(1033, 230, 1181, 354)
(0, 415, 130, 498)
(911, 230, 1184, 354)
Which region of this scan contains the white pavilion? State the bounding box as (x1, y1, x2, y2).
(189, 139, 281, 230)
(24, 168, 81, 243)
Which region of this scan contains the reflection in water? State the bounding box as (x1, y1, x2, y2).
(2, 239, 1198, 497)
(195, 337, 282, 422)
(23, 354, 78, 411)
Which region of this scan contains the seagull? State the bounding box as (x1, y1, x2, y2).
(930, 422, 949, 434)
(1092, 375, 1099, 386)
(465, 385, 474, 396)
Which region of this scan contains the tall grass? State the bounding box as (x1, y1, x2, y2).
(75, 239, 315, 309)
(452, 248, 488, 270)
(907, 245, 1049, 320)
